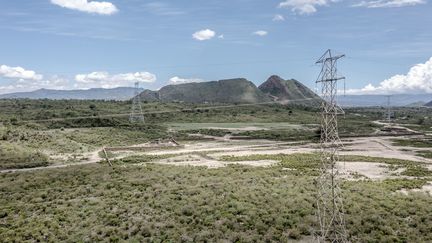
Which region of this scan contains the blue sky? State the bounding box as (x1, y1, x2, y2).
(0, 0, 431, 94)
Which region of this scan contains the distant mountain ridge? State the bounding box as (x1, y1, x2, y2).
(0, 87, 141, 100)
(337, 94, 432, 107)
(2, 77, 430, 107)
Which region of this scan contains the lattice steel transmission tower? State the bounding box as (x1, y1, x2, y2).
(386, 95, 392, 124)
(129, 82, 145, 123)
(315, 49, 348, 243)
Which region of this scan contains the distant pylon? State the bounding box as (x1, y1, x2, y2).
(129, 82, 144, 123)
(315, 49, 348, 243)
(386, 95, 392, 124)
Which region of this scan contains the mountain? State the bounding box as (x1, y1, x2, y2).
(337, 94, 432, 107)
(258, 75, 321, 104)
(0, 87, 141, 100)
(406, 101, 427, 107)
(426, 101, 432, 107)
(140, 78, 272, 104)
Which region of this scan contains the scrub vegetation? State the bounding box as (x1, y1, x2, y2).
(0, 156, 431, 242)
(0, 99, 431, 241)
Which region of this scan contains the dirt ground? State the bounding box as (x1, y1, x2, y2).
(3, 135, 431, 183)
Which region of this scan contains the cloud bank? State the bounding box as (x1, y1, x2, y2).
(51, 0, 118, 15)
(0, 65, 43, 81)
(75, 71, 156, 89)
(346, 57, 432, 95)
(353, 0, 425, 8)
(169, 76, 204, 85)
(0, 65, 69, 94)
(0, 64, 158, 94)
(279, 0, 328, 14)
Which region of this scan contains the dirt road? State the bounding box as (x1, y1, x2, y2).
(2, 135, 431, 173)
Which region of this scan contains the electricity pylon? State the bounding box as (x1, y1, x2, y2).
(386, 95, 392, 124)
(129, 82, 144, 123)
(315, 49, 348, 243)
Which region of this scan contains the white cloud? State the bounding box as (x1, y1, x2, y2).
(51, 0, 118, 15)
(75, 71, 156, 89)
(0, 79, 67, 94)
(218, 34, 225, 39)
(253, 30, 268, 36)
(168, 76, 204, 85)
(353, 0, 425, 8)
(0, 65, 68, 94)
(0, 65, 43, 81)
(346, 57, 432, 95)
(192, 29, 216, 41)
(279, 0, 327, 14)
(273, 14, 285, 21)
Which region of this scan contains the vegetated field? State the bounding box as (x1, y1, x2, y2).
(0, 99, 432, 241)
(0, 153, 431, 242)
(0, 99, 388, 169)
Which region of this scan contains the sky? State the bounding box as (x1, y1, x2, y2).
(0, 0, 431, 95)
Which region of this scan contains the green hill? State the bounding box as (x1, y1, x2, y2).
(141, 78, 271, 104)
(138, 76, 321, 105)
(258, 75, 321, 105)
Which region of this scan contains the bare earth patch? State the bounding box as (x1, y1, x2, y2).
(337, 162, 390, 180)
(153, 154, 278, 168)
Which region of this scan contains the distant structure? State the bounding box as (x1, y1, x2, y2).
(129, 82, 145, 123)
(386, 95, 392, 124)
(315, 50, 348, 242)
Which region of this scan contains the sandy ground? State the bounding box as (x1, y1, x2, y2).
(206, 126, 269, 131)
(337, 162, 390, 180)
(340, 136, 430, 162)
(153, 154, 278, 168)
(3, 134, 431, 178)
(146, 136, 431, 164)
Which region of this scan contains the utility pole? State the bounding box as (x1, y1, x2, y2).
(129, 82, 145, 123)
(386, 95, 392, 124)
(315, 49, 348, 243)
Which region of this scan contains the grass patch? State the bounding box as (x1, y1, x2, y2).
(0, 143, 49, 170)
(114, 154, 175, 164)
(392, 138, 432, 148)
(222, 153, 320, 176)
(0, 125, 168, 154)
(417, 151, 432, 159)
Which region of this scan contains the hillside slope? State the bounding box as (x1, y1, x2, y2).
(140, 78, 272, 104)
(259, 75, 321, 104)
